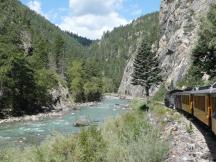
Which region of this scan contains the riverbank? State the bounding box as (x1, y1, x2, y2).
(105, 93, 134, 100)
(0, 101, 99, 125)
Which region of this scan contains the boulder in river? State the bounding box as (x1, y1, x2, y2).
(74, 116, 90, 127)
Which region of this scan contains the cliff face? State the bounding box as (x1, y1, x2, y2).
(118, 0, 216, 96)
(158, 0, 215, 89)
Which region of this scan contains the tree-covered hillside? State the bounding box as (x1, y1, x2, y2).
(0, 0, 88, 72)
(66, 32, 93, 47)
(87, 12, 159, 92)
(0, 0, 100, 117)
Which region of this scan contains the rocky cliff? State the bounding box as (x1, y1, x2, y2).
(118, 0, 216, 97)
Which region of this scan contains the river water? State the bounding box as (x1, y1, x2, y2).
(0, 96, 129, 148)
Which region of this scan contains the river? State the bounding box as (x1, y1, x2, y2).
(0, 96, 129, 148)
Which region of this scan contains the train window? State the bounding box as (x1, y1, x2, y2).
(182, 95, 189, 105)
(194, 96, 205, 112)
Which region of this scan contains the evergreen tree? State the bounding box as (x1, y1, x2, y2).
(54, 35, 65, 75)
(32, 39, 49, 69)
(131, 39, 162, 98)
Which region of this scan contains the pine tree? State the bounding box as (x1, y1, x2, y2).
(54, 35, 65, 75)
(131, 39, 162, 98)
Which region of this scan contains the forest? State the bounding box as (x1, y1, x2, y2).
(0, 0, 99, 117)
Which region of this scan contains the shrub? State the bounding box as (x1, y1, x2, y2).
(102, 111, 168, 162)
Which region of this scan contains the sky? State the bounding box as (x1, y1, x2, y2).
(20, 0, 161, 40)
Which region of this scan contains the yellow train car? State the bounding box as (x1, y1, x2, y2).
(181, 94, 193, 114)
(170, 85, 216, 134)
(173, 89, 193, 114)
(211, 94, 216, 134)
(193, 94, 211, 126)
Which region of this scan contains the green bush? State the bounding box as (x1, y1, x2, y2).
(67, 60, 103, 103)
(103, 111, 168, 162)
(75, 126, 107, 162)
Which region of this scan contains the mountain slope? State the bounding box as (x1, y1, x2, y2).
(0, 0, 87, 70)
(0, 0, 90, 115)
(87, 12, 159, 92)
(66, 32, 93, 46)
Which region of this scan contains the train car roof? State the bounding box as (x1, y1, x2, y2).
(173, 90, 194, 95)
(173, 87, 216, 95)
(170, 83, 216, 96)
(190, 89, 211, 95)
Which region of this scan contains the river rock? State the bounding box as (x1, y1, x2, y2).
(74, 117, 90, 127)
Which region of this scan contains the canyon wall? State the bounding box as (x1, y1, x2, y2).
(118, 0, 216, 97)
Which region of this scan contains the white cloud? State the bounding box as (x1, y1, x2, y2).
(60, 12, 127, 39)
(69, 0, 123, 16)
(27, 0, 42, 14)
(58, 0, 128, 39)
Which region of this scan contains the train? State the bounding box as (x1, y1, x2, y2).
(164, 84, 216, 134)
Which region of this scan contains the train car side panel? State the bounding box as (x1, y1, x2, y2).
(193, 95, 210, 126)
(181, 95, 192, 114)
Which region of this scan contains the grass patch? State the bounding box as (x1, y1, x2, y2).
(152, 85, 167, 102)
(185, 122, 194, 134)
(150, 102, 170, 116)
(0, 100, 168, 162)
(129, 98, 146, 110)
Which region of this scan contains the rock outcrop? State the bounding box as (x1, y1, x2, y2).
(158, 0, 215, 89)
(118, 0, 216, 97)
(20, 30, 33, 56)
(51, 83, 73, 111)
